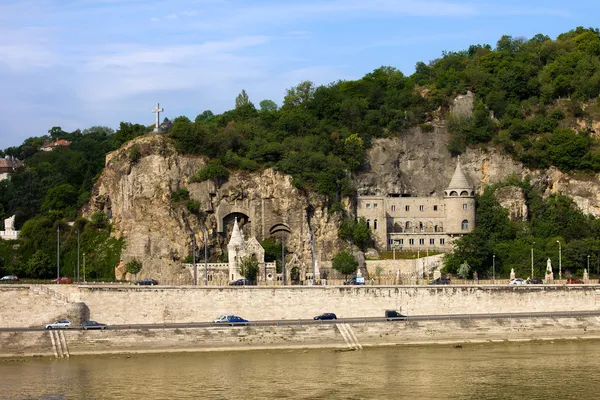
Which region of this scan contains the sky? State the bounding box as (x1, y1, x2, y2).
(0, 0, 599, 149)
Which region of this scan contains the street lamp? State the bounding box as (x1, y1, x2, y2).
(190, 232, 197, 286)
(76, 229, 80, 284)
(83, 253, 86, 283)
(556, 240, 562, 282)
(202, 226, 208, 286)
(56, 226, 60, 284)
(531, 242, 535, 279)
(587, 255, 590, 274)
(493, 254, 496, 283)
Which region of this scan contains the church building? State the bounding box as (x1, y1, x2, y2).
(357, 159, 475, 252)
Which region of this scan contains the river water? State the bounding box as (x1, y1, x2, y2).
(1, 341, 600, 399)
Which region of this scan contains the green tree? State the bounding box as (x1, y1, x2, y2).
(240, 256, 259, 281)
(235, 89, 251, 109)
(332, 251, 358, 279)
(126, 259, 142, 277)
(26, 250, 53, 278)
(259, 99, 278, 112)
(190, 160, 230, 186)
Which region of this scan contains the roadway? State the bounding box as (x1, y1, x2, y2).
(2, 310, 600, 332)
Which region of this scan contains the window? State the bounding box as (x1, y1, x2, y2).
(419, 205, 424, 211)
(391, 205, 396, 212)
(388, 239, 393, 245)
(419, 239, 425, 245)
(399, 239, 404, 245)
(449, 191, 458, 196)
(440, 238, 445, 245)
(374, 219, 378, 230)
(367, 219, 371, 229)
(405, 205, 410, 211)
(374, 203, 378, 209)
(366, 203, 371, 209)
(433, 205, 438, 211)
(430, 239, 435, 245)
(463, 204, 468, 210)
(461, 220, 469, 230)
(409, 239, 414, 245)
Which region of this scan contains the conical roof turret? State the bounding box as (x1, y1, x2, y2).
(227, 217, 245, 248)
(446, 157, 472, 191)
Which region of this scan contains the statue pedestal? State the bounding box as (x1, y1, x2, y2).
(545, 272, 554, 284)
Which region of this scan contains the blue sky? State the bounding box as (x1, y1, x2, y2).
(1, 0, 599, 149)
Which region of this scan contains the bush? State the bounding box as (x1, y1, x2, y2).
(190, 161, 230, 185)
(126, 259, 142, 276)
(129, 145, 141, 163)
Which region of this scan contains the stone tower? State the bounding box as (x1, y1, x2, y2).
(443, 158, 475, 234)
(227, 217, 245, 281)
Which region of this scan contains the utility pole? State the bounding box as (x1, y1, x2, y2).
(557, 240, 562, 282)
(493, 254, 496, 284)
(531, 242, 535, 279)
(83, 253, 86, 283)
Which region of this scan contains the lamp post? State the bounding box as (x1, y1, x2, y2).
(556, 240, 562, 282)
(83, 253, 86, 283)
(190, 232, 197, 286)
(587, 255, 590, 274)
(76, 229, 80, 284)
(493, 254, 496, 284)
(202, 226, 208, 286)
(56, 226, 60, 284)
(531, 242, 535, 279)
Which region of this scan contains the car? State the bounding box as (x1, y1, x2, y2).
(385, 310, 407, 321)
(314, 313, 337, 320)
(136, 278, 158, 286)
(45, 320, 72, 330)
(429, 277, 451, 285)
(82, 321, 107, 330)
(527, 278, 543, 284)
(213, 314, 249, 325)
(51, 277, 73, 284)
(229, 278, 253, 286)
(567, 278, 583, 284)
(0, 275, 19, 281)
(509, 278, 527, 285)
(343, 277, 365, 285)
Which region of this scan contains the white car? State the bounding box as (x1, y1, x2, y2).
(509, 278, 526, 285)
(45, 320, 72, 329)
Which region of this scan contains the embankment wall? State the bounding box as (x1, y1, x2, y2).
(1, 316, 600, 359)
(1, 285, 600, 328)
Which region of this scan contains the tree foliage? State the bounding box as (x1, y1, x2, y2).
(332, 251, 358, 278)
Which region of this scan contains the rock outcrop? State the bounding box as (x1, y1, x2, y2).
(86, 135, 344, 282)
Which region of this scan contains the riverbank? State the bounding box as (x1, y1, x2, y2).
(2, 316, 600, 359)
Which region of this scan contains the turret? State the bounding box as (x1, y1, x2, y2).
(443, 158, 475, 234)
(227, 217, 245, 281)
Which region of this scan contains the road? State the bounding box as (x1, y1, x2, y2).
(1, 310, 600, 332)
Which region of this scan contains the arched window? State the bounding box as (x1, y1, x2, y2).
(461, 220, 469, 230)
(419, 222, 424, 232)
(374, 219, 378, 230)
(367, 219, 370, 229)
(460, 190, 469, 196)
(449, 191, 458, 196)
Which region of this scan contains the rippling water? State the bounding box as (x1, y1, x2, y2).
(2, 341, 600, 399)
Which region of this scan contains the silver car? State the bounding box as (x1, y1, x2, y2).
(509, 278, 526, 285)
(45, 320, 72, 329)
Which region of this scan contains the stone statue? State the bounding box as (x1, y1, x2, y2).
(510, 268, 516, 280)
(546, 258, 552, 272)
(545, 258, 554, 283)
(4, 215, 15, 232)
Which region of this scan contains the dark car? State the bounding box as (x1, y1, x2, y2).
(51, 276, 73, 284)
(429, 277, 451, 285)
(82, 321, 107, 330)
(527, 278, 543, 284)
(213, 315, 249, 325)
(385, 310, 407, 321)
(343, 277, 365, 285)
(567, 278, 583, 284)
(314, 313, 337, 320)
(229, 278, 253, 286)
(0, 275, 19, 281)
(136, 278, 158, 286)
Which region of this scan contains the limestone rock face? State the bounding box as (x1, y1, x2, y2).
(494, 186, 528, 221)
(357, 125, 600, 218)
(86, 135, 344, 282)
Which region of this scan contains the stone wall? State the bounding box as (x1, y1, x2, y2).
(2, 316, 600, 359)
(2, 285, 600, 328)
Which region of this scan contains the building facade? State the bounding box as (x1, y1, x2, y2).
(357, 159, 475, 252)
(0, 156, 23, 181)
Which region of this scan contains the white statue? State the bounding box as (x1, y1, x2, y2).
(510, 268, 516, 280)
(546, 258, 552, 272)
(4, 215, 15, 232)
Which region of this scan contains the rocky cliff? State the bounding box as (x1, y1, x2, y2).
(85, 134, 344, 282)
